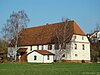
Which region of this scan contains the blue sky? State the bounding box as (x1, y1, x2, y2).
(0, 0, 100, 34)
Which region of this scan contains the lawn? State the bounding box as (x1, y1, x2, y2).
(0, 62, 100, 75)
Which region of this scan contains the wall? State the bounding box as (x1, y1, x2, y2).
(27, 51, 54, 63)
(70, 35, 90, 61)
(43, 55, 54, 63)
(8, 34, 91, 62)
(71, 34, 89, 42)
(27, 51, 43, 63)
(97, 31, 100, 40)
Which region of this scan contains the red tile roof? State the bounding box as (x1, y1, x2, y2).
(28, 50, 54, 55)
(10, 20, 85, 46)
(17, 48, 27, 52)
(72, 21, 85, 35)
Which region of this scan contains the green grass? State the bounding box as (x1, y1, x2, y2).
(0, 62, 100, 75)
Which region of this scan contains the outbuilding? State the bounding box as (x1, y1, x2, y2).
(27, 50, 54, 63)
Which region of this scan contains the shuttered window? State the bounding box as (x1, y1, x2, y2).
(48, 44, 52, 50)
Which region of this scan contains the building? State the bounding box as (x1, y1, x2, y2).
(27, 50, 54, 63)
(87, 31, 100, 62)
(87, 31, 100, 43)
(8, 20, 90, 63)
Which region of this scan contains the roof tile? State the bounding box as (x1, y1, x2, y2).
(10, 20, 85, 46)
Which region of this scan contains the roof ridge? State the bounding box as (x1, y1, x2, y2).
(24, 21, 65, 30)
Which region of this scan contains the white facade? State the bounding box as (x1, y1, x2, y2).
(8, 34, 90, 62)
(27, 51, 54, 63)
(89, 31, 100, 42)
(26, 34, 90, 62)
(70, 34, 90, 61)
(97, 31, 100, 40)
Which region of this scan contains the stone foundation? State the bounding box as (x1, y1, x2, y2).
(56, 60, 90, 63)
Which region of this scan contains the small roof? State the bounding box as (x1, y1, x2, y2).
(17, 48, 27, 52)
(28, 50, 55, 55)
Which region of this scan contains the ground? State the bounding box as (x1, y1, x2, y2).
(0, 62, 100, 75)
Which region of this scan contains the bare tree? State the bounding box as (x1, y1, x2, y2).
(55, 18, 74, 60)
(88, 23, 100, 62)
(2, 10, 29, 60)
(95, 23, 100, 31)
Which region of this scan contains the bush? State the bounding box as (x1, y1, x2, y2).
(0, 57, 4, 63)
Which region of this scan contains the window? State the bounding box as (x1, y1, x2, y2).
(30, 46, 32, 50)
(41, 45, 43, 50)
(99, 40, 100, 42)
(47, 55, 50, 60)
(34, 56, 37, 60)
(55, 44, 59, 50)
(74, 35, 76, 39)
(75, 54, 78, 56)
(82, 36, 84, 40)
(62, 54, 65, 57)
(48, 44, 52, 50)
(75, 44, 77, 49)
(37, 45, 39, 50)
(82, 44, 85, 50)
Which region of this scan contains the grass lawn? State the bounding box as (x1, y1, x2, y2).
(0, 62, 100, 75)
